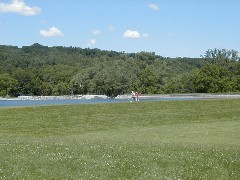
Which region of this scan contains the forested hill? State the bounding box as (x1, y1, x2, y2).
(0, 44, 239, 97)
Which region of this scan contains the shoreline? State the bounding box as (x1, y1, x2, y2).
(0, 95, 109, 101)
(1, 94, 240, 101)
(116, 94, 240, 100)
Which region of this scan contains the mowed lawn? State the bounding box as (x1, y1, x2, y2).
(0, 99, 239, 179)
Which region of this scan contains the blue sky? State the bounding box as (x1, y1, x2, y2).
(0, 0, 239, 57)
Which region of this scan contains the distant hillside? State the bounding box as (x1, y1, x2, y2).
(0, 44, 239, 96)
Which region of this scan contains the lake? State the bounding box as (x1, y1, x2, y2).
(0, 97, 196, 107)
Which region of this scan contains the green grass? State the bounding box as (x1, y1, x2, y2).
(0, 99, 240, 179)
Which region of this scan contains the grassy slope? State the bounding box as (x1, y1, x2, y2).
(0, 99, 239, 179)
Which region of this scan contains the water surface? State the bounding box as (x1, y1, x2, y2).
(0, 97, 195, 108)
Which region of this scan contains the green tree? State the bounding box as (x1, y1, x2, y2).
(41, 82, 53, 96)
(189, 64, 230, 93)
(163, 75, 191, 94)
(0, 73, 18, 96)
(53, 82, 71, 95)
(138, 66, 159, 94)
(202, 48, 238, 64)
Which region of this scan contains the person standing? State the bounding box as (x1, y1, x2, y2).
(131, 91, 136, 101)
(136, 91, 139, 101)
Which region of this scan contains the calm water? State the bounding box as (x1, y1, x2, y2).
(0, 97, 195, 108)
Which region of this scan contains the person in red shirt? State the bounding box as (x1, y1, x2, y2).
(136, 91, 139, 101)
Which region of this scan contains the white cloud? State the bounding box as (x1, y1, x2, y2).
(123, 30, 149, 39)
(92, 30, 100, 35)
(87, 39, 96, 47)
(40, 27, 64, 37)
(148, 3, 159, 11)
(0, 0, 41, 16)
(123, 30, 141, 39)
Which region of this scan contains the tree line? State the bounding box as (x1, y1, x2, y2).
(0, 43, 239, 97)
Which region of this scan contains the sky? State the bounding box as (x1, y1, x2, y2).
(0, 0, 239, 58)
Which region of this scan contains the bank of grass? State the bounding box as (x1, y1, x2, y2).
(0, 99, 239, 179)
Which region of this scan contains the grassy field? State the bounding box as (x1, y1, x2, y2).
(0, 99, 240, 179)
